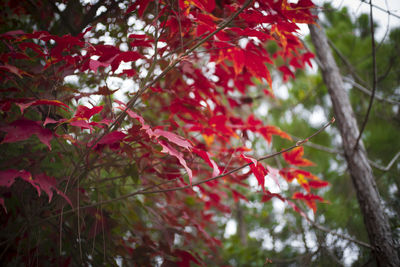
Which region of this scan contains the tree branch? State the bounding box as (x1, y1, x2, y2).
(353, 1, 377, 152)
(368, 151, 400, 172)
(342, 77, 400, 105)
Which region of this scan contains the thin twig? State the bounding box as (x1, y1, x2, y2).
(353, 1, 377, 152)
(368, 151, 400, 172)
(360, 0, 400, 20)
(296, 205, 373, 249)
(342, 77, 400, 105)
(310, 220, 373, 249)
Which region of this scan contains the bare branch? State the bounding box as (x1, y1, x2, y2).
(343, 77, 400, 105)
(353, 1, 377, 152)
(369, 151, 400, 172)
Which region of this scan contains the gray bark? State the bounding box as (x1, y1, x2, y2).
(236, 202, 248, 246)
(309, 18, 400, 267)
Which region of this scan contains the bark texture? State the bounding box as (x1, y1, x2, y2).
(309, 18, 400, 267)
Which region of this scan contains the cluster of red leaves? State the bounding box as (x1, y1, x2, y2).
(0, 0, 327, 265)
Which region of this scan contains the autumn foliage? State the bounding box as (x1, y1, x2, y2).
(0, 0, 328, 265)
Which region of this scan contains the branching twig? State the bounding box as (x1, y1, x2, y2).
(353, 0, 377, 152)
(369, 151, 400, 172)
(342, 77, 400, 105)
(296, 205, 373, 249)
(310, 220, 373, 249)
(360, 0, 400, 20)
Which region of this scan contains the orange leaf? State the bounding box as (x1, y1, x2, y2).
(283, 147, 314, 166)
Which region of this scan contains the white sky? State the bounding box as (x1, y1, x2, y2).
(298, 0, 400, 40)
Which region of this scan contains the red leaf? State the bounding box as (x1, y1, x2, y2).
(69, 119, 94, 131)
(120, 69, 136, 77)
(0, 169, 40, 198)
(175, 249, 201, 267)
(89, 59, 109, 72)
(287, 199, 308, 218)
(16, 99, 70, 113)
(126, 0, 151, 16)
(232, 48, 245, 75)
(153, 129, 192, 150)
(0, 170, 72, 208)
(193, 148, 220, 177)
(293, 192, 324, 213)
(158, 140, 193, 185)
(278, 65, 295, 82)
(0, 63, 25, 78)
(111, 51, 142, 71)
(0, 119, 53, 149)
(0, 169, 32, 188)
(240, 154, 268, 191)
(74, 105, 103, 120)
(279, 168, 320, 182)
(283, 147, 314, 166)
(308, 180, 329, 188)
(232, 189, 248, 202)
(302, 52, 315, 68)
(34, 173, 72, 206)
(116, 104, 153, 136)
(261, 190, 285, 203)
(97, 131, 127, 145)
(258, 125, 291, 143)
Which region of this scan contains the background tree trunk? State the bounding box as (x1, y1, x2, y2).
(236, 202, 248, 246)
(309, 16, 400, 267)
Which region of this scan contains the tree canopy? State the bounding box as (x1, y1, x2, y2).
(1, 0, 399, 266)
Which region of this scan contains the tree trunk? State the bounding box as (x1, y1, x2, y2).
(309, 17, 400, 267)
(236, 202, 248, 246)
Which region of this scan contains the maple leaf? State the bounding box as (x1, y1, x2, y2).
(116, 103, 153, 136)
(308, 180, 329, 188)
(158, 140, 193, 185)
(16, 99, 70, 113)
(241, 154, 268, 192)
(0, 119, 53, 150)
(97, 131, 127, 145)
(111, 51, 142, 71)
(175, 249, 201, 267)
(153, 129, 192, 150)
(261, 190, 285, 203)
(34, 173, 72, 206)
(0, 169, 33, 189)
(120, 69, 137, 77)
(193, 148, 220, 177)
(69, 120, 94, 131)
(293, 192, 325, 213)
(89, 59, 109, 72)
(232, 189, 248, 202)
(279, 65, 295, 82)
(279, 168, 320, 182)
(74, 105, 103, 120)
(0, 63, 26, 78)
(0, 170, 71, 210)
(258, 125, 292, 143)
(296, 174, 310, 192)
(286, 199, 308, 218)
(283, 147, 315, 166)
